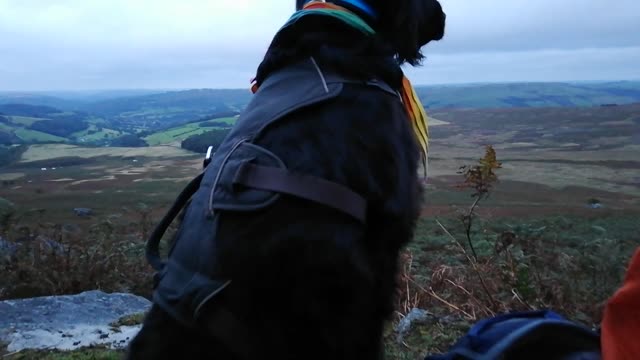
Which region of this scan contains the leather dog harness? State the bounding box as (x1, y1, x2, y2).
(145, 56, 399, 358)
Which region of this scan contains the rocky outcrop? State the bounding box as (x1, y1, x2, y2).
(0, 290, 150, 352)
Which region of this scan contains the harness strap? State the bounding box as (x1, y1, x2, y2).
(233, 162, 367, 223)
(145, 172, 204, 272)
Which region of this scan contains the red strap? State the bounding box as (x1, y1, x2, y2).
(601, 247, 640, 360)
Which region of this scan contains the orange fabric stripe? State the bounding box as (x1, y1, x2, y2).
(601, 247, 640, 360)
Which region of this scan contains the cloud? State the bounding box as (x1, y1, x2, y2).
(406, 46, 640, 85)
(432, 0, 640, 53)
(0, 0, 289, 46)
(0, 0, 638, 90)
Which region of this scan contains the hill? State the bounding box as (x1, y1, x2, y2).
(423, 102, 640, 197)
(429, 102, 640, 151)
(144, 117, 235, 146)
(2, 81, 639, 136)
(417, 81, 640, 109)
(0, 93, 79, 110)
(80, 89, 250, 132)
(37, 89, 168, 102)
(0, 104, 124, 151)
(1, 81, 638, 160)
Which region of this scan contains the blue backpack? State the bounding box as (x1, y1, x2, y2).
(425, 310, 601, 360)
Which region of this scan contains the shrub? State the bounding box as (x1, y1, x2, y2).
(0, 145, 27, 167)
(395, 146, 636, 330)
(0, 207, 162, 300)
(109, 134, 148, 147)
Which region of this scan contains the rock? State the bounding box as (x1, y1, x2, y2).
(395, 308, 456, 344)
(0, 290, 151, 352)
(72, 208, 93, 217)
(396, 308, 433, 343)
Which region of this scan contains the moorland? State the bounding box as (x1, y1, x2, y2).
(1, 81, 639, 359)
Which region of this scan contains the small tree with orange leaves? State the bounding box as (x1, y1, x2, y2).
(457, 145, 502, 261)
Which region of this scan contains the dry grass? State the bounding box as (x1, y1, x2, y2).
(0, 207, 158, 300)
(19, 144, 194, 163)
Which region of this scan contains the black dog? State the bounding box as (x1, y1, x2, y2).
(126, 1, 445, 359)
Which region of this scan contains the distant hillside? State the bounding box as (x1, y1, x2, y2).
(0, 93, 79, 110)
(0, 104, 121, 149)
(418, 81, 640, 109)
(0, 104, 62, 117)
(144, 117, 236, 146)
(80, 89, 251, 131)
(38, 89, 167, 102)
(0, 101, 239, 167)
(4, 81, 640, 114)
(430, 102, 640, 151)
(3, 81, 639, 136)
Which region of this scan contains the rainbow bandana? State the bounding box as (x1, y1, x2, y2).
(252, 1, 430, 178)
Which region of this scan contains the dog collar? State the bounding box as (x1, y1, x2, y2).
(339, 0, 377, 19)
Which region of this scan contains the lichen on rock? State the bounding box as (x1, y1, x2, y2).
(0, 290, 151, 353)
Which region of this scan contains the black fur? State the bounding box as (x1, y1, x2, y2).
(126, 1, 445, 359)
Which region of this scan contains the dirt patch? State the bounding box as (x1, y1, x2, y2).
(0, 173, 25, 181)
(19, 144, 196, 163)
(70, 176, 116, 186)
(601, 119, 635, 126)
(422, 176, 640, 219)
(109, 168, 148, 176)
(429, 118, 450, 126)
(47, 178, 75, 182)
(133, 177, 192, 183)
(421, 204, 637, 219)
(503, 142, 537, 148)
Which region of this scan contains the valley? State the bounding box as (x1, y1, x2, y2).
(1, 82, 639, 360)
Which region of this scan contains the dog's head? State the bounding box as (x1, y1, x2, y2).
(336, 0, 446, 66)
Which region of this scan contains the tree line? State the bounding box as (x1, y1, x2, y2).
(181, 129, 231, 153)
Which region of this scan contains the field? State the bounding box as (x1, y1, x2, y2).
(70, 119, 122, 143)
(8, 116, 49, 127)
(144, 117, 236, 145)
(0, 108, 122, 149)
(3, 116, 637, 226)
(1, 116, 66, 143)
(13, 128, 67, 143)
(0, 144, 199, 225)
(1, 100, 639, 359)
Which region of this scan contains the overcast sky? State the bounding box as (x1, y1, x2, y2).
(1, 0, 639, 91)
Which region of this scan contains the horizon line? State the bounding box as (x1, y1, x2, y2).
(1, 78, 639, 94)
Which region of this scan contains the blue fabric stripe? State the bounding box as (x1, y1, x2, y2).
(340, 0, 377, 18)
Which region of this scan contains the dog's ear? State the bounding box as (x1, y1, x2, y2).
(371, 0, 446, 66)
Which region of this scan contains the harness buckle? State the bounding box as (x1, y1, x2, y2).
(203, 146, 214, 169)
